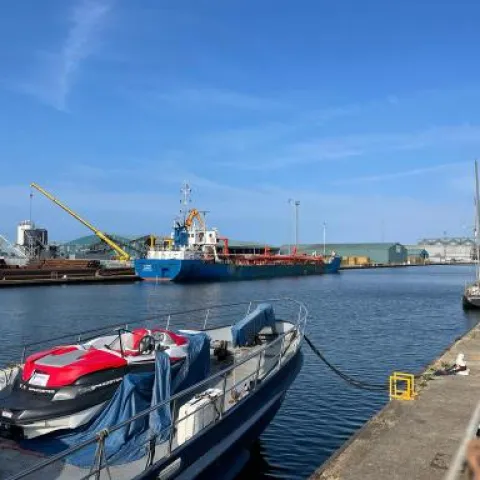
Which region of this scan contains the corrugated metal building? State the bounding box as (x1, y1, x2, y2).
(406, 248, 429, 264)
(413, 238, 475, 263)
(286, 242, 408, 265)
(58, 234, 152, 259)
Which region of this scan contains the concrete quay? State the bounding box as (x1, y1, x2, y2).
(311, 321, 480, 480)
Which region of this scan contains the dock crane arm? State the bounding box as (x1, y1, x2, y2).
(30, 183, 131, 261)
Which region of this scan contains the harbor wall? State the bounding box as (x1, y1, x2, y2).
(310, 318, 480, 480)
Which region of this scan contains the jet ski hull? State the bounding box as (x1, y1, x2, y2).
(0, 364, 153, 439)
(1, 403, 107, 439)
(0, 327, 189, 439)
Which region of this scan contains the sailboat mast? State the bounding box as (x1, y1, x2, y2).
(475, 160, 480, 280)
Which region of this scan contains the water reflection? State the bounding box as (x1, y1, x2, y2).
(463, 309, 480, 331)
(237, 440, 289, 479)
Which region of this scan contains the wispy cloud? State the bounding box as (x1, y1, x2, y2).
(201, 106, 364, 164)
(450, 175, 471, 194)
(154, 87, 283, 110)
(332, 161, 470, 185)
(217, 124, 480, 171)
(21, 0, 113, 110)
(285, 126, 480, 166)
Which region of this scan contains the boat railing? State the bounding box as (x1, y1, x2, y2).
(5, 298, 306, 365)
(6, 300, 307, 480)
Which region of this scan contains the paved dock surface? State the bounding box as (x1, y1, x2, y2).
(312, 322, 480, 480)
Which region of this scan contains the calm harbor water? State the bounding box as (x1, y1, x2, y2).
(0, 265, 478, 479)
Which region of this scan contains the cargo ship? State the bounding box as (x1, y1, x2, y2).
(134, 184, 341, 282)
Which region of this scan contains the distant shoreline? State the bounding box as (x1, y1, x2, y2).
(340, 262, 475, 270)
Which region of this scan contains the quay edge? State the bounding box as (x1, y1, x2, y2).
(310, 319, 480, 480)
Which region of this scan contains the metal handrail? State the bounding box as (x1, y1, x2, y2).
(6, 299, 307, 480)
(9, 298, 304, 364)
(12, 302, 250, 350)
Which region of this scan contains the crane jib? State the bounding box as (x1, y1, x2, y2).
(29, 182, 131, 261)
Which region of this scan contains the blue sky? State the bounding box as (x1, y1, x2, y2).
(1, 0, 480, 245)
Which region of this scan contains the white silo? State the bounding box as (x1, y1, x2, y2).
(16, 220, 35, 246)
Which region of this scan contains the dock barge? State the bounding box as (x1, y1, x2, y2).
(0, 259, 139, 288)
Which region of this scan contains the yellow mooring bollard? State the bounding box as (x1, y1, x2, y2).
(389, 372, 416, 401)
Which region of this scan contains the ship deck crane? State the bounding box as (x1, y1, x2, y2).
(185, 209, 206, 230)
(30, 183, 131, 261)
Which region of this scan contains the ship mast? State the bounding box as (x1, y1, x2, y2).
(475, 160, 480, 281)
(180, 181, 192, 223)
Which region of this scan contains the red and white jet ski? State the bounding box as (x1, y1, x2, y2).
(0, 328, 189, 439)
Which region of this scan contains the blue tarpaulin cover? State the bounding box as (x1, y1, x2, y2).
(172, 331, 210, 392)
(231, 303, 276, 347)
(22, 332, 211, 467)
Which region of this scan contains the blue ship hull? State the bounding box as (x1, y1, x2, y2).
(135, 256, 341, 282)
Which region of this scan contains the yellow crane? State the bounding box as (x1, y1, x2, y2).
(185, 208, 205, 230)
(30, 183, 131, 261)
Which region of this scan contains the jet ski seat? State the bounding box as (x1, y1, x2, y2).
(107, 329, 188, 360)
(109, 329, 153, 357)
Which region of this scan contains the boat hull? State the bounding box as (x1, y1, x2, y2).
(462, 294, 480, 310)
(135, 256, 341, 282)
(139, 348, 304, 480)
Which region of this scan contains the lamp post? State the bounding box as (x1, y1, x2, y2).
(443, 230, 447, 263)
(29, 190, 33, 224)
(288, 199, 300, 253)
(323, 221, 326, 256)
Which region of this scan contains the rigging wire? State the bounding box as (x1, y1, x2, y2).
(304, 335, 388, 392)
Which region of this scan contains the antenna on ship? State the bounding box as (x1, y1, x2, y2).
(180, 181, 192, 208)
(179, 181, 192, 221)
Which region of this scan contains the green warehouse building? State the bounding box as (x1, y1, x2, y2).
(284, 242, 409, 265)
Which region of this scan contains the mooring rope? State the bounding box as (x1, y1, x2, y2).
(304, 335, 388, 391)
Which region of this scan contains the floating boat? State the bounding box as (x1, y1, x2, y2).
(463, 160, 480, 309)
(0, 299, 306, 480)
(463, 283, 480, 309)
(135, 183, 341, 282)
(0, 328, 189, 439)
